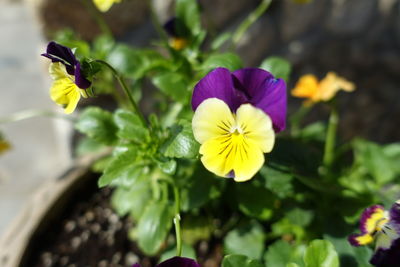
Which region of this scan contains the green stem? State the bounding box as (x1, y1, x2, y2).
(173, 185, 182, 257)
(232, 0, 272, 46)
(289, 104, 312, 136)
(95, 60, 147, 127)
(323, 105, 339, 169)
(0, 109, 75, 124)
(82, 0, 113, 37)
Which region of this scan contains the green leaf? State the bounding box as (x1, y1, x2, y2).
(236, 182, 275, 220)
(202, 53, 243, 72)
(163, 121, 200, 159)
(111, 175, 152, 219)
(156, 158, 177, 175)
(287, 208, 314, 227)
(260, 165, 294, 198)
(224, 221, 265, 260)
(182, 215, 212, 245)
(152, 72, 189, 103)
(75, 107, 118, 145)
(264, 240, 305, 267)
(113, 109, 150, 143)
(222, 255, 264, 267)
(287, 264, 301, 267)
(297, 122, 326, 142)
(304, 240, 339, 267)
(260, 56, 291, 82)
(353, 139, 397, 185)
(159, 243, 197, 262)
(98, 150, 142, 187)
(181, 165, 221, 211)
(136, 201, 174, 255)
(176, 0, 202, 35)
(75, 137, 106, 156)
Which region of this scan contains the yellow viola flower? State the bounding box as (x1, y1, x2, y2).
(291, 72, 355, 105)
(49, 62, 88, 114)
(192, 98, 275, 182)
(93, 0, 122, 12)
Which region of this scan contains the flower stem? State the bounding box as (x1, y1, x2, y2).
(95, 60, 147, 127)
(323, 105, 339, 169)
(232, 0, 272, 46)
(173, 185, 182, 257)
(82, 0, 113, 37)
(0, 109, 75, 124)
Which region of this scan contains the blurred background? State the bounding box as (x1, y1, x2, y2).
(1, 0, 399, 238)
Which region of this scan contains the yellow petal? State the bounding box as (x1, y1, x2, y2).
(235, 104, 275, 153)
(49, 62, 71, 81)
(199, 135, 265, 182)
(93, 0, 121, 12)
(319, 72, 355, 101)
(353, 234, 374, 246)
(291, 74, 319, 101)
(192, 98, 235, 144)
(50, 78, 81, 114)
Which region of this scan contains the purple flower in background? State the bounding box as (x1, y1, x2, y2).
(42, 41, 91, 89)
(348, 201, 400, 267)
(163, 17, 189, 50)
(133, 256, 200, 267)
(191, 67, 287, 133)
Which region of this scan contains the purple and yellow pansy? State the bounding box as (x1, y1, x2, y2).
(191, 67, 286, 182)
(349, 201, 400, 266)
(42, 41, 91, 114)
(163, 17, 189, 50)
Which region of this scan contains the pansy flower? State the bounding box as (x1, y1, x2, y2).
(41, 41, 91, 114)
(348, 201, 400, 266)
(291, 72, 355, 105)
(191, 67, 286, 182)
(133, 256, 200, 267)
(93, 0, 121, 12)
(164, 17, 190, 50)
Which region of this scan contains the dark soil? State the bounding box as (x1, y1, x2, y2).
(23, 173, 222, 267)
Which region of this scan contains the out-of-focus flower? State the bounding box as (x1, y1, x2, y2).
(164, 17, 189, 50)
(291, 72, 355, 105)
(42, 41, 91, 114)
(191, 68, 286, 181)
(349, 201, 400, 267)
(93, 0, 121, 12)
(133, 256, 200, 267)
(0, 134, 11, 156)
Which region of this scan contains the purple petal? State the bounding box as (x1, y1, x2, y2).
(359, 205, 385, 234)
(192, 68, 243, 111)
(370, 238, 400, 267)
(157, 257, 200, 267)
(41, 41, 77, 75)
(251, 78, 287, 133)
(132, 264, 141, 267)
(348, 234, 364, 247)
(74, 62, 91, 89)
(232, 68, 274, 99)
(390, 201, 400, 225)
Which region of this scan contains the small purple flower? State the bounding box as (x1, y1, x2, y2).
(348, 201, 400, 267)
(163, 17, 189, 50)
(133, 256, 200, 267)
(41, 41, 91, 89)
(191, 67, 287, 133)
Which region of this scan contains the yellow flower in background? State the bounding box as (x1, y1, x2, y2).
(93, 0, 122, 12)
(49, 62, 88, 114)
(291, 72, 355, 105)
(192, 98, 275, 182)
(0, 140, 11, 156)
